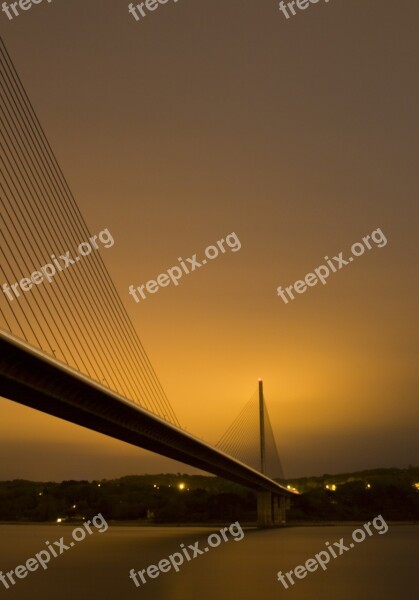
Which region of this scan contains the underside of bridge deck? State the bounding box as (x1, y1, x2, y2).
(0, 332, 294, 515)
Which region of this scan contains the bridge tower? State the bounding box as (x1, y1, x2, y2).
(257, 379, 287, 527)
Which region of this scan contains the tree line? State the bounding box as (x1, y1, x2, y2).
(0, 468, 417, 523)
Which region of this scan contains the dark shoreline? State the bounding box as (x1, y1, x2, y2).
(1, 520, 418, 527)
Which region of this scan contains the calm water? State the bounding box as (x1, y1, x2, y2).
(0, 524, 417, 599)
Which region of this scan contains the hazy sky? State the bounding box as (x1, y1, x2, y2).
(0, 0, 418, 480)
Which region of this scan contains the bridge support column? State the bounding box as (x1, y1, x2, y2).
(257, 492, 273, 527)
(258, 493, 287, 527)
(273, 495, 286, 525)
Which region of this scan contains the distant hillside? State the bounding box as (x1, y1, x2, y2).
(283, 465, 419, 492)
(0, 474, 255, 523)
(283, 466, 419, 521)
(0, 467, 417, 523)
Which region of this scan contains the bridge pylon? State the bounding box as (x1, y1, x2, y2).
(257, 379, 288, 527)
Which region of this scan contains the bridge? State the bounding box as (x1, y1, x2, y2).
(0, 36, 295, 526)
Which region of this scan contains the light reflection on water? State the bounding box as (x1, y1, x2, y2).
(0, 524, 417, 599)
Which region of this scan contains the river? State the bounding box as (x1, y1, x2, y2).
(0, 523, 417, 599)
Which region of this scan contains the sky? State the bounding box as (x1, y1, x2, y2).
(0, 0, 418, 481)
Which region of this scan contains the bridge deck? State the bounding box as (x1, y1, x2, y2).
(0, 330, 293, 496)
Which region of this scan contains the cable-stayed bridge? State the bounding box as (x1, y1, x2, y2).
(0, 37, 294, 526)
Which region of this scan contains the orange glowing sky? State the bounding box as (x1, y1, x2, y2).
(0, 0, 418, 480)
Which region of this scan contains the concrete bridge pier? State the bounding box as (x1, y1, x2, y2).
(273, 495, 287, 525)
(257, 492, 287, 527)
